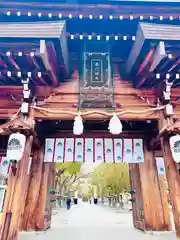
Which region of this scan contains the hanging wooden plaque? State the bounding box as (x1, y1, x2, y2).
(79, 48, 114, 108)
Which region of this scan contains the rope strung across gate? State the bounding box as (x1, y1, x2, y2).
(31, 105, 165, 117)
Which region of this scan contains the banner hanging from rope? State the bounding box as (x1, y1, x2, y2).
(44, 138, 144, 163)
(156, 157, 165, 176)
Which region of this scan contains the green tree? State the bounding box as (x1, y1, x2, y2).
(91, 163, 130, 205)
(55, 162, 91, 203)
(55, 162, 81, 200)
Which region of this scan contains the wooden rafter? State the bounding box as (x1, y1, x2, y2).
(40, 40, 58, 86)
(126, 22, 180, 88)
(0, 21, 67, 86)
(136, 42, 167, 88)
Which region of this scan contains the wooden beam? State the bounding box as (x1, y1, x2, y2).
(40, 40, 58, 86)
(136, 41, 167, 89)
(149, 41, 167, 72)
(46, 43, 59, 74)
(126, 23, 146, 75)
(7, 56, 20, 71)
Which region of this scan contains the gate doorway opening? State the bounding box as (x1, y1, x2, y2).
(42, 119, 172, 233)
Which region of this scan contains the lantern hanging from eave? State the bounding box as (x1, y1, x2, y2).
(7, 133, 26, 161)
(169, 135, 180, 163)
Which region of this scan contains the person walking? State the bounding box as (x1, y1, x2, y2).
(66, 197, 71, 210)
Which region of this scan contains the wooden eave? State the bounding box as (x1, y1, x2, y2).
(0, 21, 69, 86)
(126, 22, 180, 89)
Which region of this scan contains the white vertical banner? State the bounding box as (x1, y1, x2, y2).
(84, 138, 94, 163)
(123, 139, 133, 163)
(0, 157, 10, 175)
(114, 139, 122, 162)
(64, 138, 74, 162)
(104, 138, 114, 163)
(44, 138, 55, 162)
(133, 139, 144, 163)
(95, 138, 104, 163)
(156, 157, 165, 176)
(54, 138, 65, 163)
(74, 138, 84, 163)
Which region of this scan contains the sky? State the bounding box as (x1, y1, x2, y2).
(80, 162, 100, 174)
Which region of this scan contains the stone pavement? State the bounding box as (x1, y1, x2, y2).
(20, 202, 176, 240)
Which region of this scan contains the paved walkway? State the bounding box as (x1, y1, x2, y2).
(20, 202, 176, 240)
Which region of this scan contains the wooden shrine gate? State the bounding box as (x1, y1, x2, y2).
(0, 121, 179, 239)
(0, 4, 180, 238)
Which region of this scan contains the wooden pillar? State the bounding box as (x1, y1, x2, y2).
(0, 164, 17, 239)
(21, 146, 44, 231)
(160, 135, 180, 238)
(45, 162, 56, 228)
(0, 135, 33, 240)
(139, 142, 171, 231)
(129, 163, 145, 230)
(158, 174, 172, 231)
(154, 153, 172, 231)
(33, 162, 56, 231)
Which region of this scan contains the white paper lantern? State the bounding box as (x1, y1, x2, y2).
(7, 133, 26, 161)
(169, 135, 180, 163)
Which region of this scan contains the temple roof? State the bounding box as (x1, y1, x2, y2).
(0, 1, 179, 89)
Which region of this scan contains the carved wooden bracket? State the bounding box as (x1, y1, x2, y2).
(0, 117, 35, 137)
(165, 120, 180, 134)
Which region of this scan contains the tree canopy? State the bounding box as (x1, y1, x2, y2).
(91, 163, 130, 200)
(55, 162, 91, 198)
